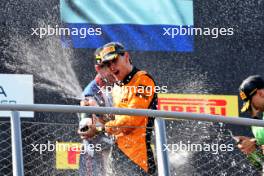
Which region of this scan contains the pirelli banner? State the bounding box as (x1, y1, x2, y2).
(158, 94, 238, 117)
(56, 142, 82, 169)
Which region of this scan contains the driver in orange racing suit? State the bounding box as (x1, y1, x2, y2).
(98, 42, 157, 175)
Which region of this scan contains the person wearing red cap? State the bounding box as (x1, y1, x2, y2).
(236, 75, 264, 170)
(98, 42, 157, 175)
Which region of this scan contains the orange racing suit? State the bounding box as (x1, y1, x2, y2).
(105, 67, 157, 174)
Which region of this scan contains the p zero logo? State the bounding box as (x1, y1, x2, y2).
(158, 94, 238, 117)
(56, 142, 81, 170)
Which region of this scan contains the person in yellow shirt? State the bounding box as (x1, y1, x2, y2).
(98, 42, 157, 175)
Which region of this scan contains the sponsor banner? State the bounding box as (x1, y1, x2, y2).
(60, 0, 193, 51)
(56, 142, 82, 170)
(0, 74, 34, 117)
(158, 94, 238, 117)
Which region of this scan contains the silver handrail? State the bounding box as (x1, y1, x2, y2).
(0, 104, 263, 126)
(1, 104, 263, 176)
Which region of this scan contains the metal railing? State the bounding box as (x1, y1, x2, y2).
(1, 104, 264, 176)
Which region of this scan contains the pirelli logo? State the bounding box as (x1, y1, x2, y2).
(158, 94, 238, 117)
